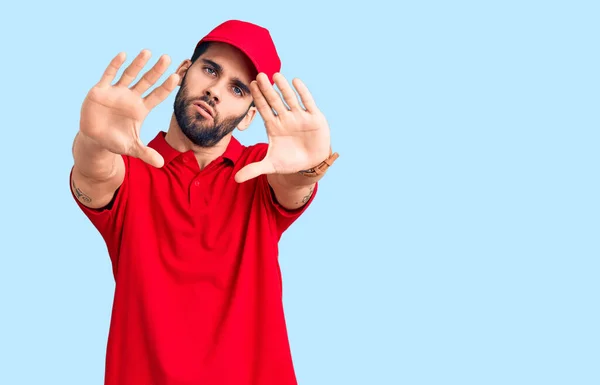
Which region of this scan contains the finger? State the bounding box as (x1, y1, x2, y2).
(234, 160, 275, 183)
(97, 52, 126, 87)
(143, 73, 180, 110)
(273, 73, 301, 110)
(115, 50, 152, 88)
(132, 141, 165, 168)
(292, 78, 318, 113)
(132, 54, 172, 95)
(256, 72, 288, 115)
(250, 80, 276, 122)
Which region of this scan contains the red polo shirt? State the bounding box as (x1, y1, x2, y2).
(70, 131, 317, 385)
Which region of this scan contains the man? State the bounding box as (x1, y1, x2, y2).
(70, 19, 338, 385)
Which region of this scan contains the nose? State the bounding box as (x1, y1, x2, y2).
(205, 88, 220, 105)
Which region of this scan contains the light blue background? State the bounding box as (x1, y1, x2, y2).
(0, 0, 598, 384)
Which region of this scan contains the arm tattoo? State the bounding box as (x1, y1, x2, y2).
(72, 179, 92, 204)
(299, 185, 314, 205)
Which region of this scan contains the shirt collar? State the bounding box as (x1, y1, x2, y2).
(148, 131, 244, 165)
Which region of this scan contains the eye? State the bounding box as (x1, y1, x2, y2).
(204, 67, 216, 76)
(232, 86, 244, 97)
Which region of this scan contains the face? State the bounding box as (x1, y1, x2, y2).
(174, 42, 257, 147)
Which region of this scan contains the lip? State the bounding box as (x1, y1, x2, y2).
(193, 101, 214, 120)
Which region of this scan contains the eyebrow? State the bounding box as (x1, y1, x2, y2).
(201, 58, 251, 95)
(201, 58, 223, 74)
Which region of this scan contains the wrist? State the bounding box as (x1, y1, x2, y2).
(298, 151, 339, 177)
(76, 130, 109, 153)
(272, 172, 319, 189)
(73, 131, 120, 181)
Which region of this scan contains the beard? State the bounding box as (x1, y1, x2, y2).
(173, 74, 250, 147)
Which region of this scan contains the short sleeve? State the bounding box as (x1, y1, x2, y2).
(69, 154, 130, 277)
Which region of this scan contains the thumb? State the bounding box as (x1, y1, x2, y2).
(234, 160, 274, 183)
(131, 141, 164, 168)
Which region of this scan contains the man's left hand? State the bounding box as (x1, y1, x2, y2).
(234, 72, 331, 183)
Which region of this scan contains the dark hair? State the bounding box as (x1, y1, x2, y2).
(190, 41, 256, 107)
(191, 41, 211, 64)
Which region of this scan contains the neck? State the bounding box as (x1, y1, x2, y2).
(164, 114, 231, 170)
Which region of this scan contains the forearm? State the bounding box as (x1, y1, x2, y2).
(267, 173, 323, 210)
(72, 131, 120, 181)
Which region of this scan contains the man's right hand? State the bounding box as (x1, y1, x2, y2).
(79, 50, 180, 168)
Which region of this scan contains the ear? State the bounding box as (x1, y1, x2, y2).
(176, 59, 192, 86)
(237, 106, 257, 131)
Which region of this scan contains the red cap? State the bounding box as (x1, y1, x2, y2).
(197, 20, 281, 84)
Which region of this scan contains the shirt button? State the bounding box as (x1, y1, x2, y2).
(194, 180, 200, 187)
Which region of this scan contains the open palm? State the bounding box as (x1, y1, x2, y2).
(234, 72, 332, 183)
(80, 50, 179, 168)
